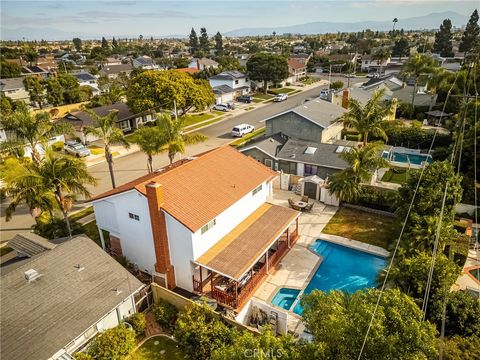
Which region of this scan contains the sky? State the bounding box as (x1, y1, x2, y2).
(0, 0, 476, 39)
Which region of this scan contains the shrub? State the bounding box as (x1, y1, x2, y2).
(443, 335, 480, 360)
(88, 324, 136, 360)
(50, 141, 64, 152)
(285, 82, 291, 86)
(72, 353, 93, 360)
(350, 185, 401, 213)
(126, 312, 146, 337)
(152, 299, 178, 331)
(345, 133, 362, 141)
(330, 80, 344, 91)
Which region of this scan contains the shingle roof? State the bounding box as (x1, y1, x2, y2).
(8, 233, 56, 257)
(100, 63, 133, 75)
(1, 236, 144, 360)
(209, 70, 246, 80)
(74, 72, 96, 82)
(276, 138, 349, 170)
(92, 146, 278, 232)
(287, 58, 306, 70)
(213, 84, 235, 95)
(0, 77, 25, 91)
(135, 56, 155, 65)
(240, 133, 287, 158)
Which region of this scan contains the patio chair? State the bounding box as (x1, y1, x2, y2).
(288, 198, 295, 208)
(301, 195, 309, 203)
(305, 202, 314, 212)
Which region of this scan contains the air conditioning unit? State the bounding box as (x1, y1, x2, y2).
(24, 269, 42, 282)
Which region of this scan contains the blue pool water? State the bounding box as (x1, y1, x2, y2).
(382, 150, 432, 165)
(271, 288, 301, 310)
(292, 240, 386, 315)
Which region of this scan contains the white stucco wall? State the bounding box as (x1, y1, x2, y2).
(321, 122, 343, 143)
(93, 191, 156, 274)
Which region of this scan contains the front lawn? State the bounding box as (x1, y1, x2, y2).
(322, 207, 400, 249)
(131, 336, 186, 360)
(88, 145, 104, 155)
(268, 87, 295, 95)
(253, 93, 274, 100)
(181, 113, 215, 127)
(381, 168, 408, 184)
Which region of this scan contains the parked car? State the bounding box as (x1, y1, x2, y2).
(237, 95, 253, 103)
(273, 93, 288, 102)
(320, 89, 334, 99)
(345, 73, 356, 78)
(366, 73, 381, 78)
(213, 103, 230, 112)
(231, 124, 255, 137)
(64, 141, 91, 157)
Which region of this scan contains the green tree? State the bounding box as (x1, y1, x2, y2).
(84, 109, 130, 189)
(400, 54, 439, 107)
(302, 289, 438, 360)
(126, 312, 146, 338)
(127, 70, 215, 114)
(44, 77, 64, 105)
(72, 37, 82, 52)
(246, 53, 289, 94)
(0, 60, 22, 78)
(214, 31, 223, 55)
(392, 37, 410, 60)
(0, 104, 72, 163)
(23, 76, 46, 109)
(459, 10, 479, 56)
(443, 335, 480, 360)
(330, 80, 344, 91)
(101, 36, 109, 49)
(89, 324, 135, 360)
(199, 27, 209, 53)
(189, 28, 199, 54)
(328, 142, 389, 202)
(339, 88, 393, 144)
(434, 19, 454, 57)
(174, 303, 235, 360)
(112, 36, 118, 48)
(129, 126, 164, 173)
(58, 73, 81, 104)
(156, 113, 207, 164)
(152, 298, 178, 331)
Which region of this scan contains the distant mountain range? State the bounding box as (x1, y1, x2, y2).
(0, 11, 469, 41)
(224, 11, 469, 37)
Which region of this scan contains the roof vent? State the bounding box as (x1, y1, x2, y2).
(74, 264, 85, 272)
(304, 146, 317, 155)
(113, 288, 123, 295)
(24, 269, 42, 282)
(335, 146, 345, 153)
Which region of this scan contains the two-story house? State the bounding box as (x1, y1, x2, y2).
(208, 71, 251, 104)
(0, 77, 30, 103)
(99, 63, 133, 79)
(360, 54, 391, 74)
(73, 72, 100, 96)
(264, 99, 346, 143)
(286, 59, 307, 83)
(133, 56, 159, 70)
(91, 146, 300, 310)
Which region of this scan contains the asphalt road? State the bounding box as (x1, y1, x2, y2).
(1, 76, 364, 242)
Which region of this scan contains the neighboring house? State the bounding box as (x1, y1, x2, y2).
(21, 66, 50, 79)
(188, 57, 219, 70)
(361, 54, 391, 73)
(99, 63, 133, 79)
(91, 146, 301, 310)
(36, 55, 58, 72)
(289, 53, 312, 65)
(63, 102, 155, 143)
(0, 234, 144, 360)
(73, 72, 100, 96)
(104, 57, 123, 66)
(286, 58, 307, 82)
(235, 53, 251, 67)
(133, 55, 159, 70)
(0, 77, 30, 103)
(265, 99, 346, 143)
(208, 70, 250, 104)
(240, 133, 348, 179)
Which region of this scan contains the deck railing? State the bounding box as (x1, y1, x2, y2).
(192, 276, 202, 294)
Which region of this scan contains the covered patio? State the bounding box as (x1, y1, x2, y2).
(192, 203, 300, 310)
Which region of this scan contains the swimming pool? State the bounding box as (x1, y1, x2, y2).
(291, 240, 386, 315)
(382, 149, 433, 166)
(271, 288, 301, 311)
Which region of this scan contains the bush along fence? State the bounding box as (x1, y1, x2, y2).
(346, 185, 401, 214)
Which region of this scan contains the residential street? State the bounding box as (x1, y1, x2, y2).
(0, 77, 364, 242)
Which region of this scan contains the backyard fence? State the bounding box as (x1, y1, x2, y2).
(343, 203, 396, 218)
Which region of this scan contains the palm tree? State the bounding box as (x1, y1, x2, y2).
(339, 89, 393, 145)
(400, 54, 439, 109)
(392, 18, 398, 33)
(1, 103, 72, 163)
(328, 143, 389, 202)
(1, 151, 97, 236)
(156, 113, 207, 164)
(426, 68, 450, 112)
(84, 109, 130, 189)
(372, 48, 391, 76)
(129, 126, 164, 173)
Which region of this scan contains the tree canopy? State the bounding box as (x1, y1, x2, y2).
(246, 53, 288, 93)
(459, 9, 480, 55)
(433, 19, 454, 57)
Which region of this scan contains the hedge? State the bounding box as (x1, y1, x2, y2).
(349, 185, 401, 213)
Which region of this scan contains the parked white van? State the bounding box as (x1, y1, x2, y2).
(231, 124, 255, 137)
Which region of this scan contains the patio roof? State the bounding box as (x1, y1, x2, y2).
(195, 203, 300, 281)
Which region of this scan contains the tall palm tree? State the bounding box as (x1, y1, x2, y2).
(84, 109, 129, 189)
(426, 68, 450, 112)
(339, 89, 393, 145)
(400, 54, 439, 108)
(129, 126, 164, 173)
(156, 113, 207, 164)
(328, 143, 389, 202)
(1, 151, 97, 236)
(392, 18, 398, 33)
(0, 103, 72, 163)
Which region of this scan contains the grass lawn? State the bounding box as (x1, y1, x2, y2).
(253, 93, 274, 100)
(69, 206, 94, 222)
(185, 116, 225, 131)
(322, 207, 400, 250)
(268, 87, 295, 95)
(230, 128, 266, 147)
(181, 113, 215, 127)
(381, 168, 408, 184)
(88, 145, 104, 155)
(131, 336, 186, 360)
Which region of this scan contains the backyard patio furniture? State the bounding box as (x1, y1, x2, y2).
(301, 195, 309, 203)
(304, 202, 314, 212)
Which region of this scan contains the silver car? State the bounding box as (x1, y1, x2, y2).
(64, 141, 91, 158)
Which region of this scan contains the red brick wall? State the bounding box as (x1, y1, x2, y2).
(109, 235, 123, 257)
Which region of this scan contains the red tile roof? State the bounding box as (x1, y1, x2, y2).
(175, 68, 199, 74)
(92, 146, 278, 232)
(287, 58, 306, 70)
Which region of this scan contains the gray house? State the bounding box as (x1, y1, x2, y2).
(264, 99, 346, 144)
(240, 133, 349, 179)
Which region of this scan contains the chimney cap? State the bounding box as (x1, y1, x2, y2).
(146, 181, 162, 188)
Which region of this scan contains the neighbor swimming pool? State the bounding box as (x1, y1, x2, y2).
(382, 148, 433, 166)
(271, 240, 386, 315)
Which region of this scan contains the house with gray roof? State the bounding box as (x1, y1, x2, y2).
(99, 63, 133, 79)
(0, 77, 30, 103)
(188, 57, 219, 70)
(209, 70, 250, 104)
(132, 55, 159, 70)
(0, 234, 144, 360)
(264, 99, 346, 143)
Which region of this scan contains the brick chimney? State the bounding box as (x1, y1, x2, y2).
(341, 89, 350, 109)
(146, 182, 176, 289)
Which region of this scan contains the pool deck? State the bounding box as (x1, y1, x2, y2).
(253, 190, 390, 334)
(453, 248, 480, 292)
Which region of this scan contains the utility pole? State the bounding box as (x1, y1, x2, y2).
(328, 64, 332, 90)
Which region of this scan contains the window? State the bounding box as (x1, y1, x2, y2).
(129, 212, 140, 221)
(252, 184, 263, 196)
(119, 120, 130, 130)
(264, 159, 273, 168)
(304, 164, 318, 176)
(201, 219, 216, 234)
(235, 80, 239, 85)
